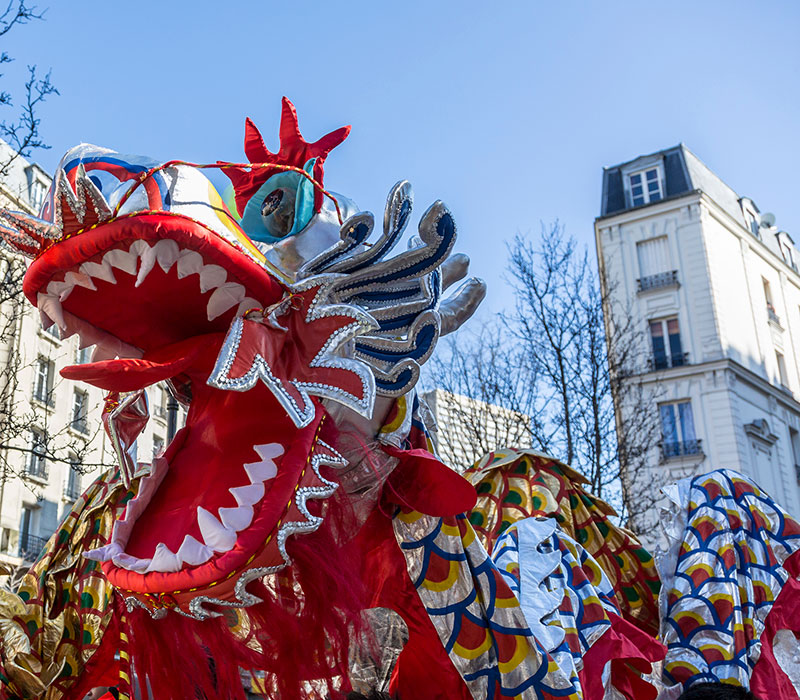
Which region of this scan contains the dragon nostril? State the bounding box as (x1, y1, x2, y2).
(260, 189, 284, 217)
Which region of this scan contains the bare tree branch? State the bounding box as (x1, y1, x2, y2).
(427, 223, 666, 532)
(0, 1, 57, 177)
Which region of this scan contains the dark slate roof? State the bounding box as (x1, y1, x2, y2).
(599, 144, 797, 270)
(599, 144, 746, 230)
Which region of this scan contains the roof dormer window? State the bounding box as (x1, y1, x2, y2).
(740, 198, 761, 239)
(29, 179, 46, 212)
(628, 167, 663, 207)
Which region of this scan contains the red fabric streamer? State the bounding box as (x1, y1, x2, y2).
(750, 550, 800, 700)
(579, 612, 666, 700)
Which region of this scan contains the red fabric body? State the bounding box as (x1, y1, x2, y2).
(60, 612, 120, 700)
(579, 612, 666, 700)
(354, 508, 473, 700)
(751, 550, 800, 700)
(383, 445, 478, 517)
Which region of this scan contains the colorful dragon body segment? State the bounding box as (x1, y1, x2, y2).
(0, 101, 797, 700)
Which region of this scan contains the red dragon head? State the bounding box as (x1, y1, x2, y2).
(0, 99, 486, 698)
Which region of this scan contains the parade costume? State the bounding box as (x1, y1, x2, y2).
(0, 101, 795, 700)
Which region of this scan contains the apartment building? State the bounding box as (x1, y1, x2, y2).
(595, 144, 800, 541)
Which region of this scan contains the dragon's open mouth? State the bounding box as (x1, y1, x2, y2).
(24, 215, 282, 357)
(24, 215, 339, 589)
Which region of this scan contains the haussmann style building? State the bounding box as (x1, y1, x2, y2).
(595, 144, 800, 540)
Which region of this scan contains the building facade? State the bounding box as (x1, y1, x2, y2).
(422, 388, 531, 471)
(595, 144, 800, 542)
(0, 141, 180, 569)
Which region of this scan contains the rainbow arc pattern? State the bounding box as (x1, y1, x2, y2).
(466, 448, 661, 635)
(661, 469, 800, 686)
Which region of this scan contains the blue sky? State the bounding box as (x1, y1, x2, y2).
(2, 1, 798, 316)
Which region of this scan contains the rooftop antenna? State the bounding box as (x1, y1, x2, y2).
(761, 212, 776, 228)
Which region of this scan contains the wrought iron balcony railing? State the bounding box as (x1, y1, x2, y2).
(661, 439, 703, 460)
(637, 270, 679, 293)
(25, 460, 48, 481)
(767, 303, 781, 326)
(649, 352, 689, 371)
(18, 533, 48, 561)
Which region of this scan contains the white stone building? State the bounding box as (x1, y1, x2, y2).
(422, 388, 531, 471)
(0, 141, 179, 569)
(595, 144, 800, 538)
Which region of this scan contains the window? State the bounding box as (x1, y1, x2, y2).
(33, 357, 54, 406)
(660, 401, 701, 459)
(76, 346, 92, 365)
(776, 351, 790, 389)
(65, 456, 81, 500)
(29, 179, 47, 212)
(18, 506, 45, 561)
(154, 388, 167, 419)
(790, 428, 800, 484)
(629, 168, 663, 207)
(741, 199, 762, 238)
(777, 233, 797, 272)
(27, 430, 47, 479)
(763, 278, 780, 325)
(71, 390, 88, 434)
(152, 436, 164, 460)
(636, 236, 678, 291)
(649, 317, 685, 369)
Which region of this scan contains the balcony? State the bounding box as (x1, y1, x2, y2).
(661, 439, 703, 461)
(18, 532, 48, 561)
(64, 482, 82, 501)
(767, 303, 782, 327)
(637, 270, 679, 293)
(25, 461, 48, 482)
(648, 352, 689, 371)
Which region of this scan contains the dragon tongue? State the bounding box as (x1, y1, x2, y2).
(62, 333, 224, 391)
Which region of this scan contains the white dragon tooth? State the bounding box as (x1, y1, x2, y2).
(76, 324, 104, 349)
(176, 534, 214, 567)
(111, 553, 152, 573)
(218, 505, 254, 533)
(153, 239, 181, 273)
(230, 483, 265, 507)
(207, 283, 246, 321)
(59, 316, 79, 340)
(198, 264, 227, 293)
(129, 239, 151, 258)
(104, 249, 138, 276)
(37, 293, 66, 330)
(254, 443, 285, 460)
(39, 309, 54, 330)
(83, 541, 123, 562)
(236, 297, 262, 317)
(176, 249, 204, 279)
(80, 260, 117, 285)
(46, 280, 71, 298)
(91, 343, 117, 362)
(244, 460, 277, 484)
(135, 244, 158, 288)
(197, 506, 237, 552)
(64, 270, 97, 292)
(145, 543, 182, 573)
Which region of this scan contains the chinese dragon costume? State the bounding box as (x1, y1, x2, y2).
(0, 100, 797, 700)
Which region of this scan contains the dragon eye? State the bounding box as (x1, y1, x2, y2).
(261, 189, 284, 217)
(260, 187, 296, 238)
